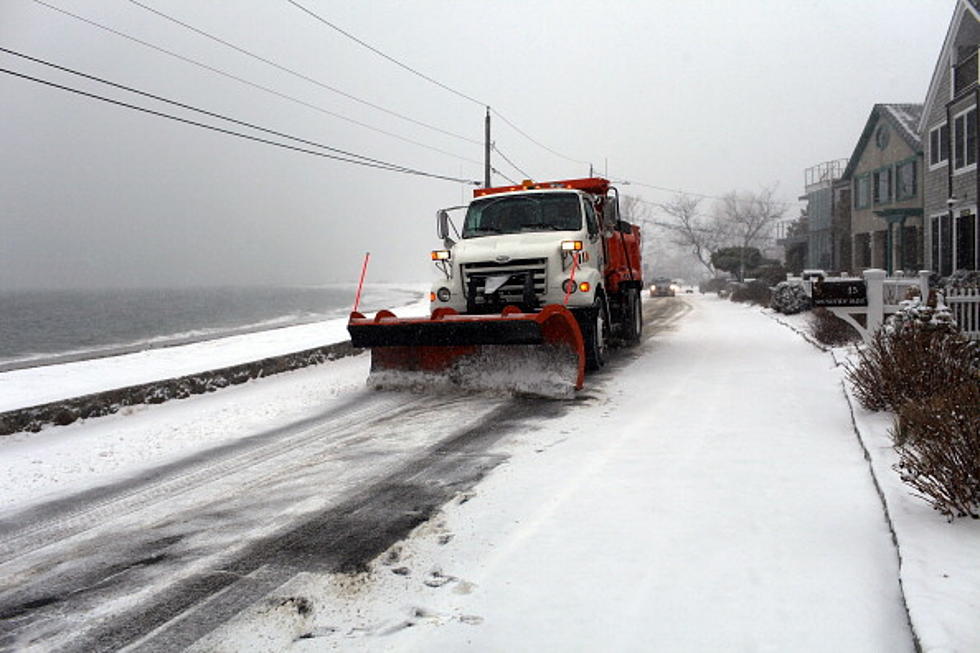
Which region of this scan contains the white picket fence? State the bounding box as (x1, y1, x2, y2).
(945, 287, 980, 340)
(789, 269, 980, 342)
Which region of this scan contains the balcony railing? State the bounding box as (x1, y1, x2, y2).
(954, 48, 978, 96)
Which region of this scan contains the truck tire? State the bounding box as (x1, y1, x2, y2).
(622, 287, 642, 345)
(583, 294, 609, 371)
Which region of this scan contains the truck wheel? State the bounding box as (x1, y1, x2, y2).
(622, 288, 642, 345)
(584, 295, 609, 371)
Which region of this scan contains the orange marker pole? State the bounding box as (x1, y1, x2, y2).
(563, 252, 580, 306)
(352, 252, 370, 313)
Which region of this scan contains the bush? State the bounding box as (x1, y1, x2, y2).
(807, 307, 860, 346)
(729, 280, 771, 305)
(699, 277, 729, 294)
(770, 281, 810, 314)
(845, 316, 978, 412)
(893, 382, 980, 520)
(941, 269, 980, 290)
(749, 263, 788, 287)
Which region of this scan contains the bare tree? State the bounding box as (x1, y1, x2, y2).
(715, 185, 787, 280)
(655, 194, 729, 277)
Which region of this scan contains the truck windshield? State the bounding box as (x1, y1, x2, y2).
(462, 193, 582, 238)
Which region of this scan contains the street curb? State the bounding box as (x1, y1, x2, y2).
(839, 380, 922, 653)
(0, 340, 360, 436)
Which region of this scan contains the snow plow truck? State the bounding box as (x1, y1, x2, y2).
(347, 177, 643, 396)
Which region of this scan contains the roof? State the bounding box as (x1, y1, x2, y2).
(919, 0, 980, 133)
(841, 104, 924, 180)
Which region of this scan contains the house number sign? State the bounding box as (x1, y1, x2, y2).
(811, 279, 868, 307)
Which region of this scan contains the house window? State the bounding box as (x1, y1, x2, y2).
(896, 160, 916, 200)
(854, 232, 872, 268)
(941, 213, 953, 275)
(929, 123, 949, 167)
(873, 168, 892, 204)
(901, 225, 919, 271)
(953, 107, 977, 171)
(854, 175, 871, 209)
(955, 211, 978, 270)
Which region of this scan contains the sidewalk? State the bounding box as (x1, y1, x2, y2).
(287, 296, 915, 651)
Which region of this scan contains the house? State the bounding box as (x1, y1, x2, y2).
(797, 160, 849, 272)
(919, 0, 980, 275)
(841, 104, 924, 274)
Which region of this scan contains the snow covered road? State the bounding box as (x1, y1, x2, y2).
(0, 296, 916, 651)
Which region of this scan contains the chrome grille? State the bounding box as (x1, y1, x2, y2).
(461, 258, 548, 305)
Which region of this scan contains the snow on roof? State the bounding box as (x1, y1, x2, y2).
(881, 104, 923, 147)
(842, 103, 924, 180)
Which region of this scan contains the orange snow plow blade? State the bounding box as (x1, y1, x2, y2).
(347, 304, 585, 397)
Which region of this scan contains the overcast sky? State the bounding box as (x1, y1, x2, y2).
(0, 0, 957, 289)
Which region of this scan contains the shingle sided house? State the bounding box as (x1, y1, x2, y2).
(920, 0, 980, 275)
(843, 104, 924, 274)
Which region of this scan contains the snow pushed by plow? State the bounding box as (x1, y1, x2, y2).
(366, 344, 579, 399)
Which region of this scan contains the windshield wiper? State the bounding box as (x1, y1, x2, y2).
(521, 224, 569, 231)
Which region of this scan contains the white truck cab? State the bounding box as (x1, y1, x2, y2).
(430, 188, 604, 315)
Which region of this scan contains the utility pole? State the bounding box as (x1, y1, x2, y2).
(484, 106, 491, 187)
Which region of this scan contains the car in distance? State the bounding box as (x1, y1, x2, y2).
(649, 278, 676, 297)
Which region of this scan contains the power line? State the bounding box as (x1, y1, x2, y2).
(490, 166, 518, 185)
(617, 180, 727, 201)
(491, 143, 533, 180)
(1, 47, 433, 173)
(0, 66, 482, 185)
(285, 0, 485, 107)
(490, 108, 593, 167)
(280, 2, 596, 169)
(30, 0, 483, 166)
(124, 0, 481, 145)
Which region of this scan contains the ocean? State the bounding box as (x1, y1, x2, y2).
(0, 284, 423, 372)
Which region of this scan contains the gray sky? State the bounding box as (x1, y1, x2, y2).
(0, 0, 956, 289)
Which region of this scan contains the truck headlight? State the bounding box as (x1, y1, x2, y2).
(561, 240, 583, 251)
(561, 279, 577, 294)
(431, 250, 451, 261)
(436, 287, 451, 302)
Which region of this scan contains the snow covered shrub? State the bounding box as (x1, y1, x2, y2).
(770, 281, 810, 315)
(700, 277, 729, 294)
(942, 269, 980, 290)
(807, 308, 860, 346)
(893, 382, 980, 520)
(730, 280, 771, 305)
(845, 319, 978, 412)
(884, 296, 958, 336)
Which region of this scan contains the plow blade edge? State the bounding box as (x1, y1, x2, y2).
(347, 305, 586, 393)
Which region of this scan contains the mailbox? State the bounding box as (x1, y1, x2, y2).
(811, 279, 868, 307)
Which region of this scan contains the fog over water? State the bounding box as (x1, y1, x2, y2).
(0, 0, 954, 289)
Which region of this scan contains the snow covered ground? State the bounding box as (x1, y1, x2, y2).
(0, 284, 428, 412)
(1, 294, 975, 651)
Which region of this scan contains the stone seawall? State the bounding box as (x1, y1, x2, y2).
(0, 341, 359, 436)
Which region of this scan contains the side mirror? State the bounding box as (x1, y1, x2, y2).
(603, 195, 620, 228)
(436, 210, 450, 240)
